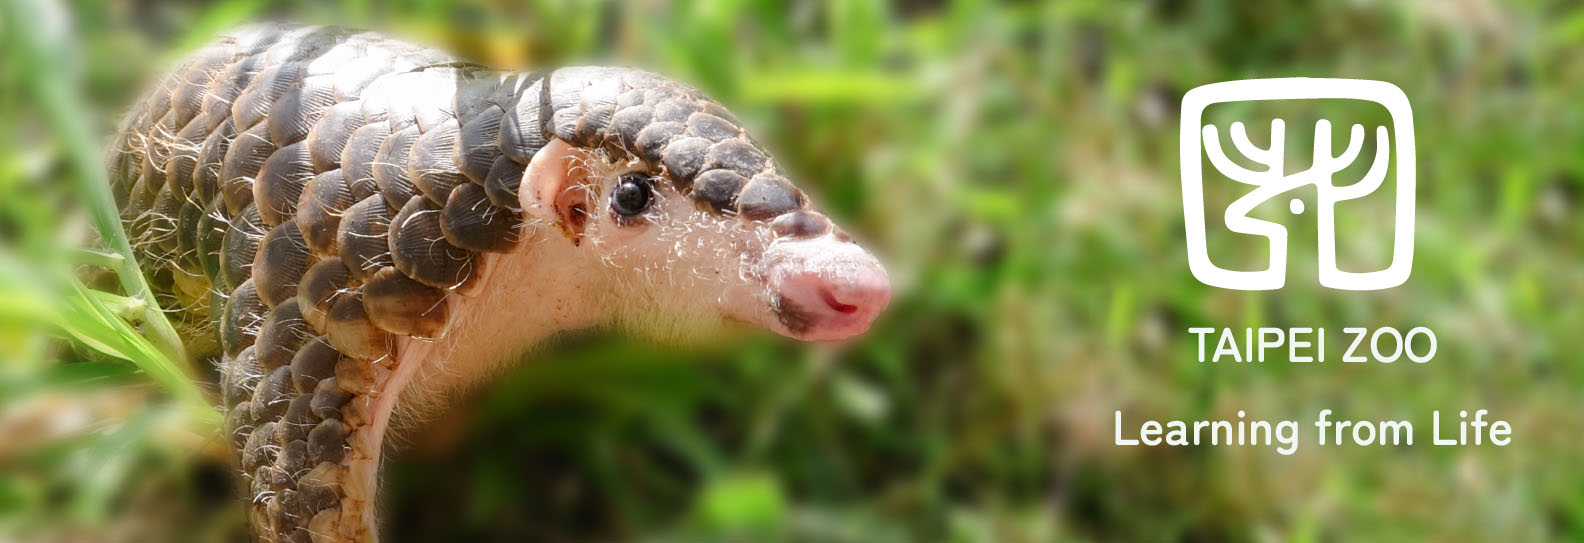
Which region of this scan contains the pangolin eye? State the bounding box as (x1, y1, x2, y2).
(611, 173, 654, 217)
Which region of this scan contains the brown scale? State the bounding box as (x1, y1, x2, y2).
(691, 170, 748, 214)
(309, 509, 341, 543)
(268, 75, 339, 146)
(705, 138, 768, 179)
(174, 199, 206, 271)
(296, 257, 355, 331)
(226, 403, 255, 451)
(737, 173, 805, 221)
(481, 155, 525, 210)
(370, 124, 422, 208)
(200, 54, 264, 132)
(409, 118, 467, 203)
(276, 395, 316, 444)
(163, 117, 210, 197)
(441, 182, 522, 252)
(291, 336, 341, 394)
(156, 115, 187, 188)
(219, 123, 275, 214)
(253, 142, 315, 224)
(296, 169, 356, 255)
(336, 123, 388, 200)
(255, 298, 312, 371)
(388, 195, 478, 292)
(123, 115, 154, 164)
(275, 490, 312, 543)
(496, 77, 547, 163)
(572, 103, 617, 145)
(333, 356, 378, 397)
(221, 279, 265, 358)
(244, 468, 271, 533)
(168, 48, 232, 129)
(361, 267, 449, 338)
(771, 211, 832, 240)
(232, 61, 304, 131)
(194, 195, 230, 285)
(307, 101, 367, 172)
(657, 136, 711, 181)
(310, 416, 351, 458)
(121, 175, 154, 242)
(633, 121, 685, 160)
(219, 203, 265, 292)
(146, 185, 183, 254)
(222, 345, 262, 410)
(310, 377, 351, 420)
(325, 291, 392, 361)
(651, 97, 701, 125)
(254, 221, 315, 308)
(266, 491, 303, 541)
(137, 153, 166, 198)
(175, 117, 212, 171)
(192, 117, 237, 205)
(684, 111, 742, 141)
(298, 463, 342, 511)
(339, 390, 375, 427)
(123, 162, 159, 226)
(148, 110, 182, 170)
(242, 474, 268, 528)
(455, 104, 504, 183)
(249, 366, 292, 424)
(240, 419, 279, 472)
(334, 195, 394, 280)
(254, 141, 317, 227)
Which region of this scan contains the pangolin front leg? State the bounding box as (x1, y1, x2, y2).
(107, 24, 891, 542)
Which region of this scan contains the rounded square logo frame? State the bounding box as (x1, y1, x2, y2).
(1180, 78, 1415, 291)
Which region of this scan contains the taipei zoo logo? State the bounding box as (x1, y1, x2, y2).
(1180, 78, 1415, 291)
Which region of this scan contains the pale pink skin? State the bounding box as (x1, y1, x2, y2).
(345, 140, 890, 534)
(763, 236, 893, 341)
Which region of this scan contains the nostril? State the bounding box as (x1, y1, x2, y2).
(819, 288, 860, 314)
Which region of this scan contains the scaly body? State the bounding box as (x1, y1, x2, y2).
(108, 24, 890, 542)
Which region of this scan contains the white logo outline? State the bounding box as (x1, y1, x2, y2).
(1180, 78, 1415, 291)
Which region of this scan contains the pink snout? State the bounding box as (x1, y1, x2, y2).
(763, 236, 891, 341)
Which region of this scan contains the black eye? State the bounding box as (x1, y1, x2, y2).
(611, 173, 654, 217)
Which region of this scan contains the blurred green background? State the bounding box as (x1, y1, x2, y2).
(2, 0, 1583, 541)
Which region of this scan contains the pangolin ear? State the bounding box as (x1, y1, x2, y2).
(523, 138, 594, 245)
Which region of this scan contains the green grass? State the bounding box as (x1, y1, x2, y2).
(0, 0, 219, 535)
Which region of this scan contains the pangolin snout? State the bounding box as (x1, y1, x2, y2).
(764, 233, 890, 341)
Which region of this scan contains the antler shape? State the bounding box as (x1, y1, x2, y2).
(1317, 122, 1390, 201)
(1202, 119, 1286, 186)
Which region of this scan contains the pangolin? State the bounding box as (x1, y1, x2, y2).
(106, 24, 890, 542)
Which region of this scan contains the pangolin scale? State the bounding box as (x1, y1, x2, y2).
(109, 23, 891, 542)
